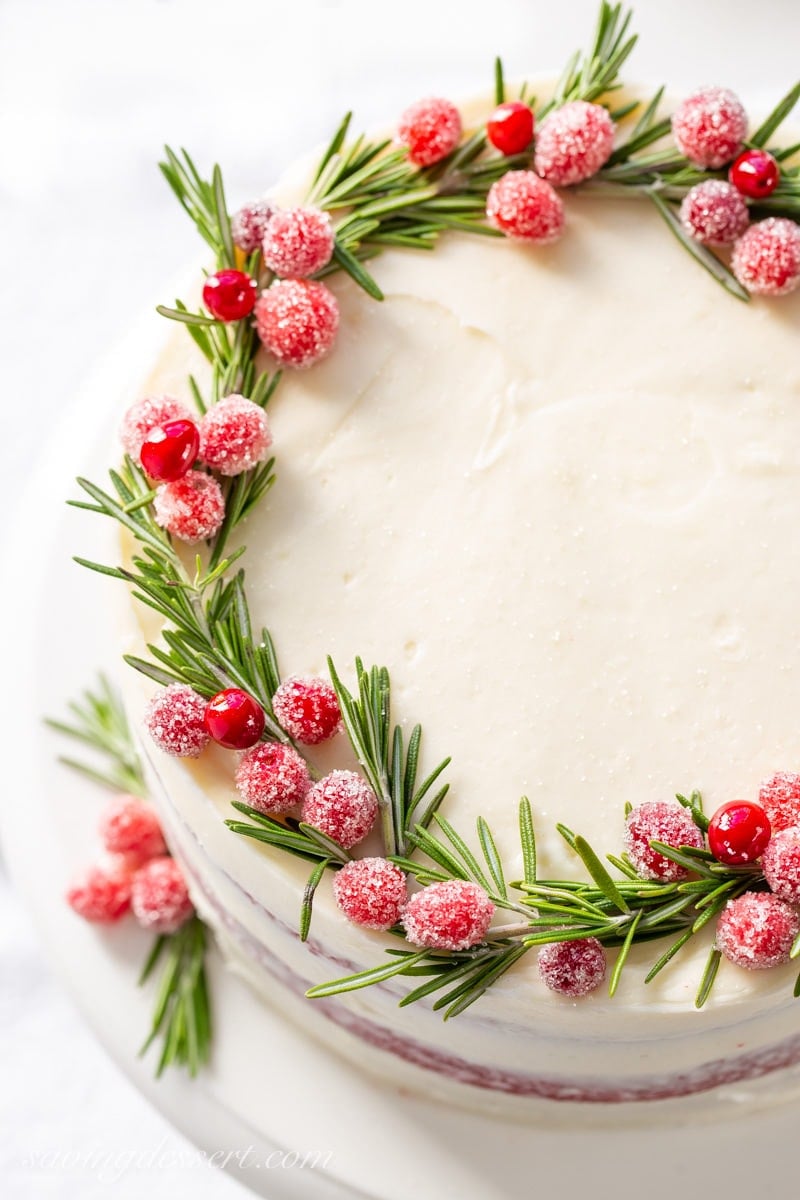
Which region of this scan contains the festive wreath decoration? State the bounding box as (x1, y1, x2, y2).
(59, 2, 800, 1076)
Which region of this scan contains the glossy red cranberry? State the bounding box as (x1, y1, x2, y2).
(707, 800, 772, 866)
(487, 101, 535, 156)
(204, 688, 265, 749)
(729, 148, 780, 199)
(202, 269, 258, 322)
(140, 419, 199, 482)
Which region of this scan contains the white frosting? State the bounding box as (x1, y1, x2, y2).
(126, 98, 800, 1113)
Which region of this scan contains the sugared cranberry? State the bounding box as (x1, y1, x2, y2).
(99, 795, 166, 861)
(120, 395, 191, 460)
(202, 269, 258, 322)
(716, 891, 799, 970)
(198, 394, 272, 476)
(485, 170, 564, 244)
(487, 101, 534, 156)
(679, 180, 749, 246)
(301, 770, 378, 850)
(254, 279, 339, 368)
(235, 742, 311, 814)
(729, 148, 780, 199)
(403, 880, 494, 951)
(262, 206, 334, 278)
(732, 217, 800, 296)
(759, 772, 800, 833)
(272, 676, 341, 745)
(140, 419, 199, 482)
(534, 100, 615, 186)
(397, 97, 462, 167)
(204, 688, 265, 750)
(153, 470, 225, 543)
(671, 86, 748, 168)
(131, 856, 194, 934)
(623, 801, 704, 881)
(66, 865, 132, 923)
(231, 200, 274, 253)
(762, 828, 800, 904)
(707, 800, 771, 865)
(145, 683, 210, 758)
(538, 937, 607, 997)
(333, 858, 408, 931)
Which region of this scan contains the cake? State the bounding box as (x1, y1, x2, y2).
(66, 3, 800, 1118)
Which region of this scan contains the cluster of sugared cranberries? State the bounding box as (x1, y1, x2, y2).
(333, 857, 408, 931)
(679, 180, 749, 247)
(231, 199, 274, 253)
(397, 97, 462, 166)
(235, 742, 311, 815)
(272, 676, 341, 745)
(716, 892, 799, 970)
(99, 795, 166, 863)
(403, 879, 494, 951)
(255, 279, 340, 368)
(486, 170, 564, 244)
(120, 395, 191, 460)
(534, 100, 615, 186)
(623, 800, 704, 881)
(198, 394, 272, 476)
(262, 206, 334, 278)
(153, 469, 226, 543)
(145, 683, 210, 758)
(131, 856, 194, 933)
(732, 218, 800, 297)
(538, 937, 606, 997)
(301, 770, 378, 849)
(671, 86, 748, 168)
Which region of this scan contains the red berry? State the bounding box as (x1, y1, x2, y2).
(301, 770, 378, 849)
(671, 86, 748, 168)
(140, 418, 199, 482)
(204, 688, 265, 750)
(145, 683, 210, 758)
(272, 676, 341, 745)
(623, 800, 704, 881)
(254, 279, 339, 368)
(99, 795, 166, 861)
(402, 880, 494, 951)
(333, 858, 408, 931)
(486, 170, 565, 244)
(198, 394, 272, 476)
(231, 199, 274, 253)
(729, 148, 780, 199)
(131, 856, 194, 933)
(66, 865, 132, 923)
(716, 891, 799, 970)
(707, 800, 771, 865)
(537, 937, 607, 997)
(679, 180, 749, 246)
(235, 742, 311, 814)
(120, 394, 191, 460)
(732, 217, 800, 297)
(534, 100, 615, 186)
(487, 101, 534, 156)
(763, 828, 800, 904)
(397, 97, 462, 167)
(262, 206, 334, 278)
(202, 269, 258, 322)
(759, 772, 800, 834)
(153, 470, 225, 543)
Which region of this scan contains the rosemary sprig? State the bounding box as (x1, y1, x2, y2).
(49, 676, 213, 1075)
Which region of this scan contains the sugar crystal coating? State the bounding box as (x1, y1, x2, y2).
(232, 199, 274, 253)
(145, 683, 210, 758)
(762, 828, 800, 904)
(66, 865, 133, 923)
(272, 675, 341, 745)
(716, 891, 799, 970)
(199, 394, 272, 476)
(99, 795, 166, 860)
(333, 857, 408, 930)
(153, 470, 225, 543)
(533, 100, 615, 186)
(255, 279, 339, 368)
(235, 742, 311, 814)
(131, 856, 194, 933)
(623, 800, 704, 881)
(486, 170, 565, 244)
(120, 394, 191, 459)
(671, 86, 747, 168)
(538, 937, 607, 997)
(262, 206, 334, 278)
(759, 772, 800, 833)
(679, 180, 749, 246)
(397, 97, 462, 167)
(301, 770, 378, 849)
(403, 879, 494, 951)
(732, 218, 800, 297)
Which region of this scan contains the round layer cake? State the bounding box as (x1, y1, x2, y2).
(122, 92, 800, 1119)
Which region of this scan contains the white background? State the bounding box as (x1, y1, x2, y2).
(2, 1, 800, 1197)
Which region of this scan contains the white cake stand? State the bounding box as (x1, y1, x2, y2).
(4, 236, 800, 1200)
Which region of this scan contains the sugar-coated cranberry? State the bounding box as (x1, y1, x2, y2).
(533, 100, 615, 186)
(716, 891, 799, 970)
(623, 801, 704, 881)
(66, 865, 132, 923)
(538, 937, 607, 997)
(397, 97, 462, 167)
(403, 880, 495, 951)
(333, 858, 408, 930)
(671, 86, 748, 168)
(301, 770, 378, 850)
(235, 742, 311, 814)
(131, 856, 194, 933)
(272, 676, 341, 745)
(485, 170, 565, 244)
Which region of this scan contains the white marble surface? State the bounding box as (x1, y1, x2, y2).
(3, 1, 800, 1197)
